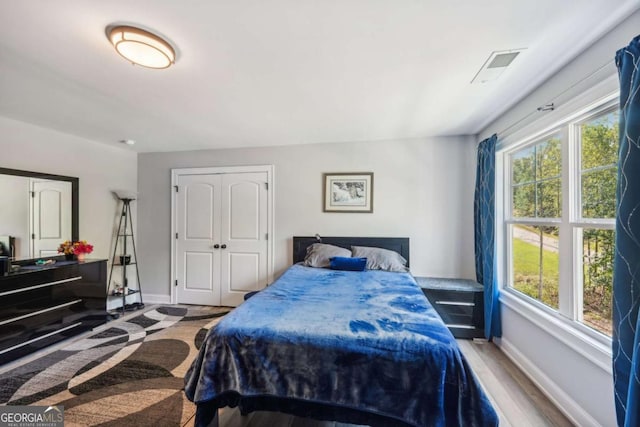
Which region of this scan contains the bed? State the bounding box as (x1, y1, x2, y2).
(184, 236, 498, 426)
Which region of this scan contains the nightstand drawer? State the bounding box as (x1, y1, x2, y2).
(422, 288, 477, 305)
(415, 276, 485, 339)
(431, 302, 475, 326)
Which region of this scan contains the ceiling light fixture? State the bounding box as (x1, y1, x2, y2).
(119, 139, 136, 145)
(108, 25, 175, 69)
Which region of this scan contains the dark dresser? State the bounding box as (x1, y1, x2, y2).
(0, 259, 108, 364)
(416, 276, 485, 339)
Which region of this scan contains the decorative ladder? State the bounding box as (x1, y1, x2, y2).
(108, 197, 144, 315)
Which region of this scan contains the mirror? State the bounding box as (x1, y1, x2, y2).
(0, 167, 78, 261)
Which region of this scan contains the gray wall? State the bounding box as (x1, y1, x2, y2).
(0, 115, 138, 308)
(478, 10, 640, 427)
(137, 135, 477, 300)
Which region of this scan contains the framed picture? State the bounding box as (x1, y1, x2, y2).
(323, 172, 373, 213)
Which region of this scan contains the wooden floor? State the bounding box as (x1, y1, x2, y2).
(457, 339, 573, 427)
(184, 340, 574, 427)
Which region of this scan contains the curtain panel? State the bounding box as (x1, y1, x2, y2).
(613, 34, 640, 427)
(474, 134, 501, 340)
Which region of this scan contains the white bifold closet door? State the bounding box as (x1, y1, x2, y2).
(175, 172, 268, 307)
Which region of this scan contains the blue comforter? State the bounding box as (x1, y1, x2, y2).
(184, 264, 498, 426)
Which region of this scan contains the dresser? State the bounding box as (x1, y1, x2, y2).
(415, 276, 485, 339)
(0, 259, 108, 364)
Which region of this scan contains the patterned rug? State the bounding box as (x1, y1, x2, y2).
(0, 305, 230, 427)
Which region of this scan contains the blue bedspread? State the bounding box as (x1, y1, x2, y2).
(184, 264, 498, 427)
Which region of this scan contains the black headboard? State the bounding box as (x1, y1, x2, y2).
(293, 236, 410, 267)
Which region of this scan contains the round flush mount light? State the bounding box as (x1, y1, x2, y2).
(119, 139, 136, 145)
(108, 25, 175, 69)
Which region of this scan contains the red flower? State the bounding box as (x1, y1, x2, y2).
(73, 241, 94, 255)
(58, 240, 94, 255)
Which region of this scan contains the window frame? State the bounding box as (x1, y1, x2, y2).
(506, 129, 564, 312)
(571, 100, 619, 226)
(508, 129, 564, 222)
(501, 95, 619, 345)
(570, 99, 618, 337)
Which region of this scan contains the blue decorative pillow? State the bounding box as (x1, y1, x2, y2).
(329, 257, 367, 271)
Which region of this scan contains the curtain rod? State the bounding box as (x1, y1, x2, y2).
(485, 59, 616, 142)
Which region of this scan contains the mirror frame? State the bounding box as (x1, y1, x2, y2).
(0, 167, 79, 243)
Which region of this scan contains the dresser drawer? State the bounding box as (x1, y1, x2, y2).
(0, 259, 108, 364)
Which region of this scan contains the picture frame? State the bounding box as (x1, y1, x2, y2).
(323, 172, 373, 213)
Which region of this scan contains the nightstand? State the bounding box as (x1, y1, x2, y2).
(415, 276, 485, 339)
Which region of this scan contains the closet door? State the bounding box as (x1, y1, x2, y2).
(219, 172, 269, 306)
(175, 170, 269, 307)
(175, 174, 222, 305)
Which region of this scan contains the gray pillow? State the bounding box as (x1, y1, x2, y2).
(304, 243, 351, 268)
(351, 246, 408, 272)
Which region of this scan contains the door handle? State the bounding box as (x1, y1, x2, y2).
(213, 244, 220, 249)
(221, 244, 227, 249)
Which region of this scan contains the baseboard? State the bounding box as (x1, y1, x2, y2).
(143, 293, 172, 305)
(499, 338, 601, 427)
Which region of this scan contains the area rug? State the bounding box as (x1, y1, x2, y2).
(0, 305, 230, 427)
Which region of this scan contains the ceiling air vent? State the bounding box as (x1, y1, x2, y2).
(471, 49, 525, 84)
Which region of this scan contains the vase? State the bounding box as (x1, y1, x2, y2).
(65, 254, 74, 261)
(76, 253, 86, 262)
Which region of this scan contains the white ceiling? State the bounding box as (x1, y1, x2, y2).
(0, 0, 637, 152)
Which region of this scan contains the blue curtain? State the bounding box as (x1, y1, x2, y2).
(613, 35, 640, 427)
(474, 134, 501, 340)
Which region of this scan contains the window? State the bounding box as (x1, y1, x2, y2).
(510, 134, 562, 309)
(576, 107, 618, 336)
(505, 99, 619, 337)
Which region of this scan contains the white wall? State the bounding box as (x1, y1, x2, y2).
(0, 115, 138, 304)
(137, 135, 477, 301)
(478, 10, 640, 427)
(0, 175, 30, 258)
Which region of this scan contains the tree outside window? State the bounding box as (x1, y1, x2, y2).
(507, 103, 618, 337)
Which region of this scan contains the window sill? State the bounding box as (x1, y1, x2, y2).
(500, 289, 612, 374)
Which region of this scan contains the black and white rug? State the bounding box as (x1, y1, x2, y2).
(0, 305, 229, 426)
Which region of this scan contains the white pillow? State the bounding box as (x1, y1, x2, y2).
(351, 246, 408, 272)
(304, 243, 351, 268)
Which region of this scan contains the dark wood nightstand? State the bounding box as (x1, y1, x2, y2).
(415, 276, 485, 339)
